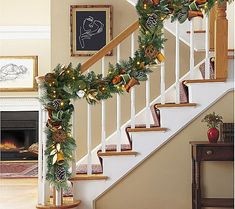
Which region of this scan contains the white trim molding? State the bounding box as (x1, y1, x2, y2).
(0, 97, 41, 111)
(0, 26, 50, 40)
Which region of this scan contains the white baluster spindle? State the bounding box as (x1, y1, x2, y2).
(160, 31, 166, 105)
(175, 21, 180, 104)
(145, 74, 150, 128)
(42, 108, 50, 205)
(190, 19, 195, 79)
(205, 15, 210, 79)
(130, 32, 136, 128)
(116, 44, 121, 152)
(71, 99, 76, 177)
(87, 102, 92, 175)
(198, 18, 203, 30)
(87, 69, 92, 175)
(38, 104, 43, 204)
(101, 57, 106, 152)
(55, 188, 62, 206)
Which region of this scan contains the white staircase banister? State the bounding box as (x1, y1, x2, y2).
(116, 44, 122, 152)
(101, 57, 106, 153)
(87, 85, 92, 175)
(190, 19, 195, 79)
(42, 108, 50, 204)
(130, 32, 136, 129)
(160, 30, 166, 105)
(175, 21, 180, 104)
(205, 15, 210, 79)
(145, 74, 151, 128)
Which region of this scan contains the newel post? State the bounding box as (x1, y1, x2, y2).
(214, 1, 228, 79)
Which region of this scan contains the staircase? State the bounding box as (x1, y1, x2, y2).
(36, 1, 234, 209)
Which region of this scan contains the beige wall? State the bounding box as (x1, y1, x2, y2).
(0, 0, 50, 97)
(0, 0, 50, 26)
(96, 91, 234, 209)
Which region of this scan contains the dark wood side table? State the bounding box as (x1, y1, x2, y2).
(190, 141, 234, 209)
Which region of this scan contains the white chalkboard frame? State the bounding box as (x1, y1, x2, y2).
(70, 5, 113, 57)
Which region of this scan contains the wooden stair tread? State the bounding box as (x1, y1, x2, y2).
(127, 127, 167, 132)
(70, 174, 108, 181)
(201, 198, 234, 207)
(186, 30, 206, 34)
(154, 103, 197, 108)
(98, 150, 138, 157)
(209, 49, 234, 52)
(183, 78, 226, 84)
(36, 199, 81, 209)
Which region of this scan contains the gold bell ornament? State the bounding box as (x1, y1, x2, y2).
(155, 52, 165, 63)
(57, 151, 65, 165)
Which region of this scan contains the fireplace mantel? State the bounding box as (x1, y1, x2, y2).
(0, 97, 41, 111)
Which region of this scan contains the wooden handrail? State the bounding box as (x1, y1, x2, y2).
(214, 1, 228, 79)
(80, 20, 139, 73)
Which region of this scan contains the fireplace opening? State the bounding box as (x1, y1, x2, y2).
(0, 111, 39, 161)
(1, 130, 24, 149)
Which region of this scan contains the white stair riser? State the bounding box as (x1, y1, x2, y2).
(132, 132, 167, 155)
(102, 156, 138, 176)
(159, 107, 197, 128)
(187, 82, 228, 103)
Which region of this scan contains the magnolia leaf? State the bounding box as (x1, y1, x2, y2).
(63, 85, 74, 94)
(50, 149, 57, 156)
(56, 143, 61, 151)
(52, 110, 63, 121)
(57, 111, 64, 119)
(52, 154, 58, 165)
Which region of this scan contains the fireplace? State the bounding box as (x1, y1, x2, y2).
(0, 111, 39, 161)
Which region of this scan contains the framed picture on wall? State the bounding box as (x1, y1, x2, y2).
(70, 5, 113, 56)
(0, 56, 38, 92)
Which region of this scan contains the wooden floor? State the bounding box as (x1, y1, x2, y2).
(0, 178, 38, 209)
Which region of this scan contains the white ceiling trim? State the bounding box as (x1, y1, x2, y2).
(0, 26, 50, 40)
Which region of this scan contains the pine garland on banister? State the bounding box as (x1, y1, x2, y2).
(39, 0, 230, 190)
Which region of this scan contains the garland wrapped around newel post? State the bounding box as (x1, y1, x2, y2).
(39, 0, 231, 190)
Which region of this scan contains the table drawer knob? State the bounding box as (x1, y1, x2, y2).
(206, 150, 213, 155)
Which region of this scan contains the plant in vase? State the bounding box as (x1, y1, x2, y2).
(202, 112, 223, 143)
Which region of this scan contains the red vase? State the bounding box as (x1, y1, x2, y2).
(207, 128, 219, 143)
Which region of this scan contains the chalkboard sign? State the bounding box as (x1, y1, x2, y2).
(71, 5, 112, 56)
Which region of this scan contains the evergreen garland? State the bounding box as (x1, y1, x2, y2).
(39, 0, 230, 190)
